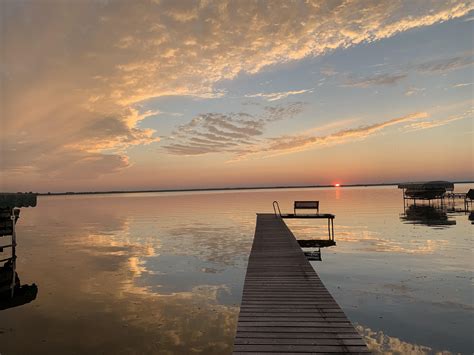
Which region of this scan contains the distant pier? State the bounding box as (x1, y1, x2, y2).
(232, 214, 368, 354)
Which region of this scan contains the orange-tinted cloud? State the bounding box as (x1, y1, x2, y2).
(2, 0, 472, 186)
(404, 109, 473, 131)
(245, 89, 313, 101)
(233, 112, 429, 160)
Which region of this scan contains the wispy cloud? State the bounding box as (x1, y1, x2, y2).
(233, 112, 429, 160)
(245, 89, 313, 101)
(405, 86, 426, 96)
(342, 73, 408, 88)
(340, 53, 473, 90)
(302, 119, 360, 135)
(452, 82, 472, 88)
(404, 109, 472, 131)
(320, 67, 338, 77)
(413, 53, 474, 74)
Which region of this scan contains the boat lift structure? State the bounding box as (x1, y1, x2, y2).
(398, 181, 454, 206)
(0, 193, 37, 300)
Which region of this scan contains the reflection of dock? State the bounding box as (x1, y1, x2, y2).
(400, 204, 456, 227)
(232, 214, 368, 354)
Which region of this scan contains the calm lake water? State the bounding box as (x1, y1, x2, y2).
(1, 184, 473, 354)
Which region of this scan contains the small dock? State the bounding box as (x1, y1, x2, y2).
(233, 214, 368, 354)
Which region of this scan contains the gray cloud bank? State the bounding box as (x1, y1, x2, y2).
(164, 102, 305, 155)
(341, 53, 474, 88)
(343, 73, 408, 88)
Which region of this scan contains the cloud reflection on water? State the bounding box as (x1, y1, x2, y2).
(357, 324, 455, 355)
(1, 186, 472, 354)
(288, 223, 449, 255)
(1, 222, 239, 354)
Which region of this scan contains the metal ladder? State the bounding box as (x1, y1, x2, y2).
(272, 201, 282, 218)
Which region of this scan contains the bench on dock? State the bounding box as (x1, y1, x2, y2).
(294, 201, 319, 215)
(273, 201, 334, 219)
(273, 201, 335, 239)
(232, 214, 369, 354)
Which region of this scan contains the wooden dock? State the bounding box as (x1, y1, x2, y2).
(233, 214, 369, 354)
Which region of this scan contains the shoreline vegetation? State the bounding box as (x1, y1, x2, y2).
(35, 180, 474, 197)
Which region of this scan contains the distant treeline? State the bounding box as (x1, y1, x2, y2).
(35, 181, 474, 196)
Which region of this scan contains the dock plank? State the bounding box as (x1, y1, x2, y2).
(233, 214, 368, 354)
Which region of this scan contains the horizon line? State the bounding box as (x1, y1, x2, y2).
(31, 180, 474, 197)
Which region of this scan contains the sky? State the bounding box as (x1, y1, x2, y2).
(1, 0, 473, 192)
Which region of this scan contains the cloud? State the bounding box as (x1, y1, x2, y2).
(163, 102, 305, 155)
(233, 112, 429, 160)
(404, 86, 426, 96)
(452, 82, 472, 88)
(404, 109, 472, 131)
(320, 66, 338, 77)
(343, 73, 408, 87)
(413, 53, 474, 73)
(340, 53, 473, 90)
(2, 0, 473, 185)
(302, 118, 360, 135)
(357, 325, 456, 354)
(1, 104, 158, 180)
(245, 89, 313, 101)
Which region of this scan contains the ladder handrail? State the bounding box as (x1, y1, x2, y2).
(272, 201, 282, 218)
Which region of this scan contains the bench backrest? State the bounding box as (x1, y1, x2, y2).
(294, 201, 319, 214)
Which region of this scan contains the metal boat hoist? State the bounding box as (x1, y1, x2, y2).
(0, 193, 37, 300)
(398, 181, 454, 207)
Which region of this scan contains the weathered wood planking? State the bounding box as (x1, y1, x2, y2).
(233, 213, 369, 354)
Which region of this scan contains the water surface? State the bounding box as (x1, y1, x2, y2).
(1, 185, 472, 354)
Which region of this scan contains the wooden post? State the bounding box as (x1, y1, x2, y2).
(331, 218, 334, 240)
